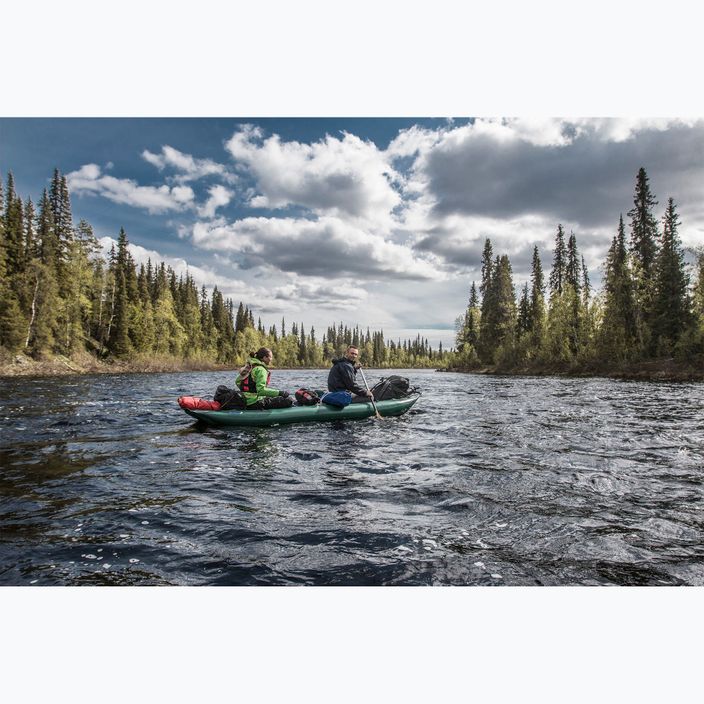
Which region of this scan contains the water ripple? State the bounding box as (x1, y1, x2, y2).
(2, 370, 704, 585)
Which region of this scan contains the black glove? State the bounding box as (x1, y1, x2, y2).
(279, 390, 290, 398)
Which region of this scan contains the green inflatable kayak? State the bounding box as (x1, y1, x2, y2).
(180, 395, 420, 427)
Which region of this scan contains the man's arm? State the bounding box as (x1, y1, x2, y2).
(342, 364, 367, 396)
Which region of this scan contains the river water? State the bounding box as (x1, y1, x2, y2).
(1, 369, 703, 586)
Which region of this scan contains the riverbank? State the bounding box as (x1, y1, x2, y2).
(0, 351, 445, 378)
(5, 350, 700, 382)
(0, 351, 234, 378)
(445, 358, 704, 382)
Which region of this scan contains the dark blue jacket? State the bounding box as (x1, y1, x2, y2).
(327, 357, 366, 395)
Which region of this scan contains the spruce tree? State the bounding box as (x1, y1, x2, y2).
(628, 167, 659, 283)
(478, 255, 497, 361)
(3, 173, 25, 278)
(24, 197, 36, 261)
(627, 167, 660, 349)
(37, 189, 58, 266)
(132, 272, 157, 354)
(478, 254, 516, 364)
(581, 256, 591, 305)
(0, 177, 6, 282)
(528, 245, 546, 353)
(459, 281, 481, 354)
(298, 324, 307, 363)
(517, 283, 530, 336)
(566, 232, 581, 297)
(234, 303, 245, 334)
(109, 269, 132, 357)
(652, 198, 690, 354)
(25, 190, 61, 355)
(599, 215, 637, 363)
(20, 197, 40, 353)
(178, 274, 203, 356)
(480, 238, 493, 302)
(49, 171, 74, 242)
(546, 225, 585, 363)
(549, 224, 567, 296)
(212, 287, 234, 362)
(129, 299, 151, 356)
(0, 176, 27, 353)
(151, 267, 186, 357)
(478, 240, 495, 357)
(564, 232, 583, 356)
(199, 285, 217, 356)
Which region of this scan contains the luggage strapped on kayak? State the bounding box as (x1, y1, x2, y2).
(320, 390, 352, 407)
(213, 385, 248, 410)
(369, 375, 419, 401)
(295, 388, 321, 406)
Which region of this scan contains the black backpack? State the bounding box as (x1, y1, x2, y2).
(213, 385, 247, 410)
(370, 375, 412, 401)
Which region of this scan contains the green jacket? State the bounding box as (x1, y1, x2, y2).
(236, 357, 281, 406)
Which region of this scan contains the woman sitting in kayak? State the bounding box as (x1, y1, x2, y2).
(236, 347, 293, 410)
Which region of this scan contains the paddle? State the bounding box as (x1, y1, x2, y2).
(358, 365, 383, 420)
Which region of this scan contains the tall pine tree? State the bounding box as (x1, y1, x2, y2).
(549, 224, 567, 297)
(652, 198, 690, 354)
(599, 215, 637, 363)
(478, 254, 517, 364)
(528, 245, 546, 353)
(627, 167, 660, 350)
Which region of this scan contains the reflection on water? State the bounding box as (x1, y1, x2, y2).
(1, 369, 704, 585)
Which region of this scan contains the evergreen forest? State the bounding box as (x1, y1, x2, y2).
(455, 168, 704, 374)
(0, 169, 447, 370)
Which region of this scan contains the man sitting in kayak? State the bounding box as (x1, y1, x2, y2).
(327, 345, 374, 403)
(237, 347, 293, 410)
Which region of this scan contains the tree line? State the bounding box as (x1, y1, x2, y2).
(0, 168, 447, 369)
(455, 168, 704, 371)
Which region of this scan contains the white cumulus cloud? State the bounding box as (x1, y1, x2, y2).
(197, 184, 234, 218)
(68, 164, 195, 214)
(225, 126, 402, 229)
(142, 145, 233, 183)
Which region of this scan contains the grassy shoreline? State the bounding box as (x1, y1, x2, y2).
(0, 351, 236, 378)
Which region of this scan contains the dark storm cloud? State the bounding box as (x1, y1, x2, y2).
(414, 218, 613, 282)
(423, 123, 704, 229)
(414, 227, 487, 269)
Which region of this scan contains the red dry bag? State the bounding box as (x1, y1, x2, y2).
(178, 396, 222, 411)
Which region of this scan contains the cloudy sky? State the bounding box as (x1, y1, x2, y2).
(2, 117, 703, 348)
